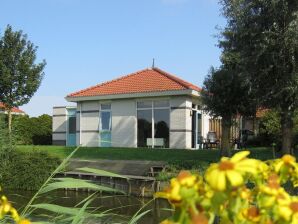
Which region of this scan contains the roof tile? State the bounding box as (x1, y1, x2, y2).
(68, 67, 201, 98)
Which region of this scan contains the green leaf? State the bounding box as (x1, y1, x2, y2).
(39, 177, 120, 194)
(76, 167, 129, 179)
(31, 203, 83, 216)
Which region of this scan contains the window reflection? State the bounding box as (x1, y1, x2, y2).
(154, 109, 169, 148)
(137, 100, 169, 148)
(137, 110, 152, 147)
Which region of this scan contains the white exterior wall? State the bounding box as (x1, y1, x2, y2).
(80, 101, 100, 147)
(59, 94, 208, 149)
(201, 111, 211, 139)
(169, 96, 192, 149)
(52, 107, 67, 145)
(111, 99, 137, 147)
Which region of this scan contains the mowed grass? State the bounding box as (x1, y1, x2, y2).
(16, 145, 278, 163)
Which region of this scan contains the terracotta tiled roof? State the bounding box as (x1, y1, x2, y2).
(0, 102, 25, 114)
(67, 67, 201, 98)
(256, 108, 269, 118)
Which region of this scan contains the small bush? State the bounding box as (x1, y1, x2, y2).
(0, 150, 61, 190)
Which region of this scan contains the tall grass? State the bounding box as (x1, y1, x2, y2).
(19, 146, 152, 223)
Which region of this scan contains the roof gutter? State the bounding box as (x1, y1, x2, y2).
(65, 89, 200, 102)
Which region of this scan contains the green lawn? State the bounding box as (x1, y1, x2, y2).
(17, 145, 277, 163)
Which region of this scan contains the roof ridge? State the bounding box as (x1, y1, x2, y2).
(67, 68, 151, 97)
(152, 67, 201, 91)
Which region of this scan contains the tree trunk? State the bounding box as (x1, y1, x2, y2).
(7, 109, 12, 134)
(221, 116, 232, 157)
(281, 110, 294, 155)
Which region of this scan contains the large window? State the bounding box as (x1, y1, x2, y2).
(100, 103, 111, 147)
(137, 100, 169, 148)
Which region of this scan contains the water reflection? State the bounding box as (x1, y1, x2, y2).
(6, 190, 172, 224)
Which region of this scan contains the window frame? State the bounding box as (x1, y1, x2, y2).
(99, 103, 112, 132)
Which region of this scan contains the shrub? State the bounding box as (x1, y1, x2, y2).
(156, 161, 211, 181)
(0, 150, 60, 190)
(13, 114, 52, 145)
(168, 160, 210, 172)
(258, 110, 281, 146)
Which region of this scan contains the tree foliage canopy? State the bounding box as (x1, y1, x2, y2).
(220, 0, 298, 111)
(0, 25, 45, 109)
(202, 67, 254, 119)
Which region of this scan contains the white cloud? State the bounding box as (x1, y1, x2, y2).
(20, 96, 75, 117)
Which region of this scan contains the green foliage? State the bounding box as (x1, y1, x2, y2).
(259, 110, 282, 146)
(220, 0, 298, 153)
(156, 161, 210, 181)
(0, 115, 13, 158)
(0, 25, 46, 108)
(0, 150, 60, 190)
(168, 160, 210, 171)
(202, 67, 253, 119)
(257, 110, 298, 147)
(13, 114, 52, 145)
(0, 24, 46, 132)
(201, 67, 254, 156)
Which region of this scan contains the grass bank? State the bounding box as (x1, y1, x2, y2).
(17, 145, 275, 163)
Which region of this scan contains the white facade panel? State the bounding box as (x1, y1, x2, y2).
(170, 96, 187, 107)
(111, 99, 137, 147)
(52, 133, 66, 140)
(81, 132, 99, 147)
(82, 101, 99, 111)
(81, 112, 99, 131)
(52, 116, 67, 132)
(170, 132, 187, 148)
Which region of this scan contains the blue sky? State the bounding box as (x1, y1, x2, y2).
(0, 0, 226, 116)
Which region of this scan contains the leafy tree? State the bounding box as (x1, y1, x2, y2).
(202, 67, 253, 156)
(0, 25, 46, 133)
(220, 0, 298, 154)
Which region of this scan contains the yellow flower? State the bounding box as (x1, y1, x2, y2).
(275, 154, 297, 172)
(277, 197, 298, 223)
(205, 151, 259, 191)
(155, 171, 202, 206)
(242, 206, 261, 223)
(191, 212, 209, 224)
(18, 219, 31, 224)
(258, 173, 291, 208)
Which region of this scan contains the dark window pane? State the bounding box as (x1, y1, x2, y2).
(154, 109, 169, 148)
(137, 110, 152, 147)
(101, 111, 111, 130)
(137, 101, 152, 109)
(101, 104, 111, 110)
(154, 100, 169, 108)
(68, 116, 76, 134)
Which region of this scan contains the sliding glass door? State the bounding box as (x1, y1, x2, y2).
(137, 100, 169, 148)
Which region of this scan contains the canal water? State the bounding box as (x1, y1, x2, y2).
(5, 190, 172, 224)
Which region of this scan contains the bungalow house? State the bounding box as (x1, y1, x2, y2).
(52, 67, 212, 149)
